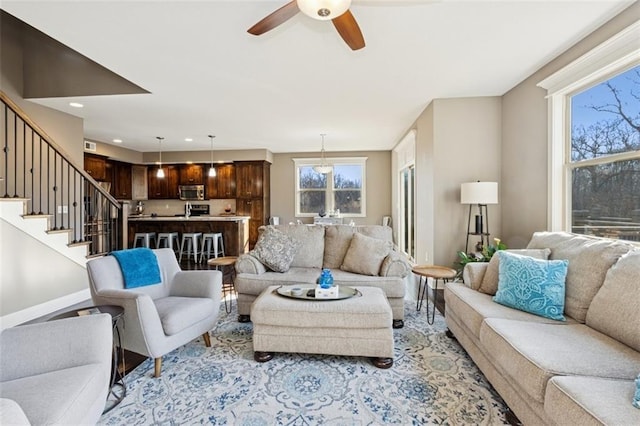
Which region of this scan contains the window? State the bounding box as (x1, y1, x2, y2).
(538, 22, 640, 242)
(569, 66, 640, 241)
(400, 165, 416, 260)
(294, 157, 366, 217)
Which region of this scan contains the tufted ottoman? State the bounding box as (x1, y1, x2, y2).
(251, 285, 394, 368)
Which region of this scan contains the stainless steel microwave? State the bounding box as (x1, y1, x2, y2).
(178, 185, 205, 201)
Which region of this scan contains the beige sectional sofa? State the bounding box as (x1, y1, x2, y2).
(445, 231, 640, 425)
(235, 224, 411, 327)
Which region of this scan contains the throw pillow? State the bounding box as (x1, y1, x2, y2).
(341, 233, 393, 276)
(493, 251, 568, 321)
(479, 248, 551, 295)
(251, 227, 299, 272)
(634, 373, 640, 409)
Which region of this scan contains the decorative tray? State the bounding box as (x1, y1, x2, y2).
(276, 284, 360, 301)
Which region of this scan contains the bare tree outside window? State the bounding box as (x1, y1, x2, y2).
(570, 66, 640, 241)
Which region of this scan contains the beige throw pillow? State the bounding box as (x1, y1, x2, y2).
(250, 227, 299, 272)
(340, 233, 393, 276)
(478, 248, 551, 295)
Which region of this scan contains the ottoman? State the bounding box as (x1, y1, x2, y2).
(251, 285, 394, 368)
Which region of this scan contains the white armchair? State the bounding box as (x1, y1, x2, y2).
(0, 314, 112, 425)
(86, 248, 222, 377)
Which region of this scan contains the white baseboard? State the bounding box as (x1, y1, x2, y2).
(0, 289, 91, 330)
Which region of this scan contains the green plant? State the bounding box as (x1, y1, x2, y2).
(455, 238, 507, 273)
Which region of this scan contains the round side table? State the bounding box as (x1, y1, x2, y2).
(49, 304, 126, 413)
(412, 265, 457, 325)
(207, 256, 238, 314)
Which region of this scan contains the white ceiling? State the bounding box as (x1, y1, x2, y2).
(2, 0, 633, 153)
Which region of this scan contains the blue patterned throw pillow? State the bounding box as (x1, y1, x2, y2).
(493, 251, 568, 321)
(634, 373, 640, 409)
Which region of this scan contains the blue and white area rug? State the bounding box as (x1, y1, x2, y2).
(100, 301, 508, 425)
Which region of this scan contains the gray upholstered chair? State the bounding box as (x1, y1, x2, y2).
(0, 314, 113, 425)
(87, 248, 222, 377)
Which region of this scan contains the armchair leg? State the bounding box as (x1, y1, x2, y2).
(202, 332, 211, 347)
(154, 357, 162, 378)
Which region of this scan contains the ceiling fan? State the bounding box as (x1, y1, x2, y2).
(248, 0, 365, 51)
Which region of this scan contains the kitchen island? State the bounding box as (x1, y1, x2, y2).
(127, 215, 251, 256)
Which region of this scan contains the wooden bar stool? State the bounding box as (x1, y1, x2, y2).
(412, 265, 457, 325)
(207, 256, 237, 314)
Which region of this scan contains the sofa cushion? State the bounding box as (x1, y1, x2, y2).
(444, 282, 577, 339)
(480, 318, 640, 405)
(0, 364, 107, 425)
(356, 225, 393, 242)
(527, 231, 632, 322)
(341, 233, 392, 276)
(323, 225, 356, 269)
(274, 225, 325, 269)
(586, 249, 640, 352)
(493, 251, 568, 321)
(479, 248, 551, 295)
(545, 376, 640, 425)
(154, 296, 216, 336)
(252, 226, 299, 272)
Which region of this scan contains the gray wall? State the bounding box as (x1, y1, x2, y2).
(413, 97, 502, 266)
(270, 151, 392, 226)
(501, 1, 640, 249)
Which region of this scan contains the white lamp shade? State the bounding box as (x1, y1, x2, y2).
(460, 182, 498, 204)
(297, 0, 351, 20)
(156, 167, 165, 179)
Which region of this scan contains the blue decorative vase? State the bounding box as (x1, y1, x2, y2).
(318, 268, 334, 289)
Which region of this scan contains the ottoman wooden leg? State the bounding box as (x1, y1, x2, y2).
(254, 351, 273, 362)
(238, 314, 251, 323)
(372, 357, 393, 369)
(392, 319, 404, 329)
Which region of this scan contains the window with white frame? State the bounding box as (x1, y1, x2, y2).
(294, 157, 367, 217)
(538, 22, 640, 242)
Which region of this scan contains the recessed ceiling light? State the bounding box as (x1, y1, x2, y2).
(113, 139, 122, 143)
(69, 102, 83, 108)
(185, 138, 193, 142)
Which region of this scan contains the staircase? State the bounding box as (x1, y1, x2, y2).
(0, 91, 127, 328)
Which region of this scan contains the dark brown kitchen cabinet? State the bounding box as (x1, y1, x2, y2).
(148, 165, 179, 199)
(235, 161, 270, 249)
(84, 154, 107, 181)
(112, 161, 132, 199)
(179, 164, 204, 185)
(206, 164, 236, 199)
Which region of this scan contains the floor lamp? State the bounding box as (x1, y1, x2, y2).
(461, 181, 498, 254)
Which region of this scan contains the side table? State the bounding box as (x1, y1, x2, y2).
(50, 304, 126, 413)
(207, 256, 238, 314)
(412, 265, 457, 325)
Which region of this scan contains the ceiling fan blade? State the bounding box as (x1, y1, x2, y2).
(332, 10, 365, 51)
(247, 1, 300, 35)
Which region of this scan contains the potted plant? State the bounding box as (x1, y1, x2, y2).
(455, 238, 506, 277)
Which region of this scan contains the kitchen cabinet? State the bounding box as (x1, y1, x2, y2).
(179, 164, 204, 185)
(84, 154, 107, 181)
(235, 161, 270, 249)
(112, 161, 132, 199)
(131, 165, 148, 200)
(148, 165, 179, 199)
(206, 164, 236, 199)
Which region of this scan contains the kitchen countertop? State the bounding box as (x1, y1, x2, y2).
(128, 215, 250, 222)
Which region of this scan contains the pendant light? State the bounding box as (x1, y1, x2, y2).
(313, 133, 333, 174)
(156, 136, 165, 178)
(208, 135, 217, 177)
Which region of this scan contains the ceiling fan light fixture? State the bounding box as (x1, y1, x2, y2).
(297, 0, 352, 21)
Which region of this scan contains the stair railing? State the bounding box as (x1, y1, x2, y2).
(0, 91, 126, 256)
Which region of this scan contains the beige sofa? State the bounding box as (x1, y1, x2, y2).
(445, 231, 640, 425)
(235, 224, 411, 327)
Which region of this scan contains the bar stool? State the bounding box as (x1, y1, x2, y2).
(133, 232, 156, 248)
(179, 232, 203, 263)
(199, 233, 225, 263)
(207, 256, 237, 314)
(157, 232, 180, 256)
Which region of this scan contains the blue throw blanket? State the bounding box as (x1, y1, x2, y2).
(111, 248, 162, 289)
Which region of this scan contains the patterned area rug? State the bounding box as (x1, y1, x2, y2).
(100, 301, 508, 425)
